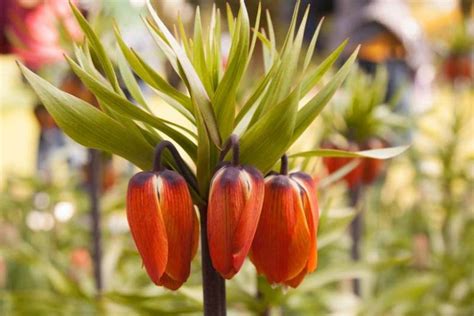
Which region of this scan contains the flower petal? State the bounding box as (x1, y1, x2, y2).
(291, 172, 319, 272)
(208, 166, 247, 278)
(127, 172, 168, 285)
(158, 170, 196, 286)
(283, 267, 307, 288)
(231, 166, 264, 274)
(251, 175, 311, 283)
(157, 272, 184, 290)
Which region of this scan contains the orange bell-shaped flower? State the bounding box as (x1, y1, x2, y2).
(127, 143, 199, 290)
(250, 156, 319, 288)
(207, 135, 265, 279)
(208, 164, 264, 278)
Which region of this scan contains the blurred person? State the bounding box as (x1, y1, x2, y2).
(330, 0, 434, 130)
(1, 0, 81, 70)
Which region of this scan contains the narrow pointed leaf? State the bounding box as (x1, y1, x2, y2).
(70, 3, 120, 92)
(66, 56, 198, 159)
(302, 17, 324, 71)
(293, 47, 359, 141)
(301, 39, 348, 96)
(146, 0, 221, 147)
(213, 0, 250, 139)
(289, 145, 410, 159)
(240, 87, 300, 173)
(114, 26, 194, 117)
(19, 63, 154, 170)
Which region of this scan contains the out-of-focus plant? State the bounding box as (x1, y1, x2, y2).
(361, 87, 474, 316)
(4, 0, 82, 71)
(319, 67, 407, 188)
(0, 175, 207, 315)
(442, 24, 473, 82)
(17, 0, 407, 314)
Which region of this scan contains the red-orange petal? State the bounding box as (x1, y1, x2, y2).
(290, 172, 319, 272)
(251, 175, 311, 284)
(231, 166, 264, 274)
(127, 172, 168, 285)
(157, 272, 184, 290)
(283, 267, 307, 288)
(207, 166, 264, 279)
(157, 170, 196, 286)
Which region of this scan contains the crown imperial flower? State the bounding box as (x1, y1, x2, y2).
(207, 135, 264, 279)
(126, 142, 199, 290)
(250, 155, 319, 287)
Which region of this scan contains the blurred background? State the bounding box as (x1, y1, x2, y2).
(0, 0, 473, 315)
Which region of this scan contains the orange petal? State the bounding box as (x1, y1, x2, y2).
(157, 170, 196, 286)
(127, 172, 168, 285)
(231, 166, 264, 274)
(157, 272, 184, 291)
(207, 166, 264, 278)
(251, 175, 311, 284)
(291, 173, 319, 272)
(207, 166, 249, 278)
(283, 267, 307, 288)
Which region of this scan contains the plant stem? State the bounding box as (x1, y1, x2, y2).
(349, 185, 362, 296)
(219, 134, 240, 166)
(199, 204, 226, 315)
(280, 154, 289, 175)
(153, 141, 199, 193)
(89, 148, 103, 295)
(256, 275, 270, 316)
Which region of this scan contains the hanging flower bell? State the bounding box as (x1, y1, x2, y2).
(250, 155, 319, 288)
(207, 135, 265, 279)
(126, 142, 199, 290)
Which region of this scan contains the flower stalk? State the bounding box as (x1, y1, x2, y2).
(199, 203, 227, 316)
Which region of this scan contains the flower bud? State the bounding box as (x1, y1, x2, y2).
(127, 170, 199, 290)
(322, 142, 363, 188)
(207, 164, 264, 278)
(362, 138, 384, 184)
(250, 172, 319, 288)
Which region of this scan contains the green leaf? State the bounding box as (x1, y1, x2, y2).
(317, 207, 356, 249)
(65, 56, 198, 160)
(114, 25, 194, 120)
(292, 47, 359, 141)
(319, 159, 361, 188)
(234, 60, 280, 126)
(295, 264, 371, 292)
(240, 86, 300, 173)
(289, 145, 410, 159)
(301, 39, 348, 96)
(213, 0, 250, 139)
(302, 17, 324, 71)
(192, 8, 214, 97)
(70, 3, 120, 93)
(246, 2, 262, 67)
(252, 5, 308, 124)
(19, 63, 154, 170)
(362, 275, 437, 316)
(146, 0, 221, 148)
(116, 46, 150, 112)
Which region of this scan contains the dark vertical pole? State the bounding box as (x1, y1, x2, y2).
(199, 204, 226, 316)
(349, 185, 362, 296)
(89, 148, 103, 295)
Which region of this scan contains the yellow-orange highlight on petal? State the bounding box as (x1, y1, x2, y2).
(126, 170, 199, 290)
